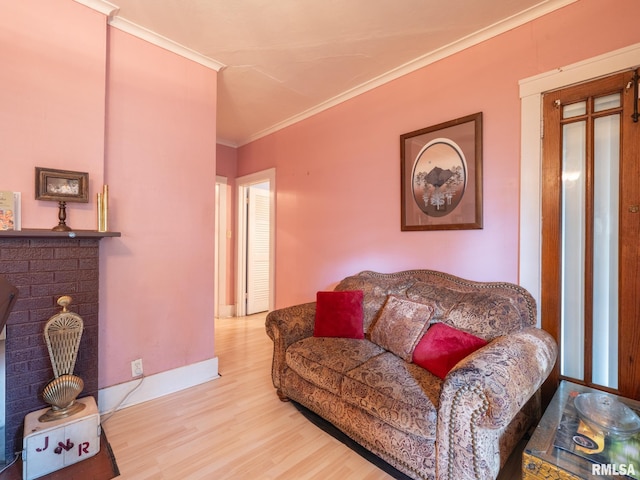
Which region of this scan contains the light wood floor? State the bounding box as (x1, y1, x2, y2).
(102, 314, 395, 479)
(102, 314, 523, 479)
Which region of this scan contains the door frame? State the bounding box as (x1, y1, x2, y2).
(215, 176, 229, 318)
(518, 42, 640, 320)
(235, 168, 276, 317)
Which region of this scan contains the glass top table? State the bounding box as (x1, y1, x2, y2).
(523, 380, 640, 479)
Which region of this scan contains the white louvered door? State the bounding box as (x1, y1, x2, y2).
(246, 185, 270, 314)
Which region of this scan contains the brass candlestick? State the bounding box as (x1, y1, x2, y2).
(97, 185, 109, 232)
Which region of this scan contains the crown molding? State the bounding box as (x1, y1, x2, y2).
(239, 0, 577, 146)
(75, 0, 576, 146)
(73, 0, 119, 17)
(216, 138, 238, 149)
(109, 17, 225, 71)
(74, 0, 225, 71)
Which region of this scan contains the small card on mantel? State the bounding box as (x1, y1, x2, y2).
(0, 190, 21, 231)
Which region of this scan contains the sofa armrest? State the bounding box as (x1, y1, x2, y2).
(446, 327, 557, 427)
(436, 327, 557, 480)
(265, 302, 316, 394)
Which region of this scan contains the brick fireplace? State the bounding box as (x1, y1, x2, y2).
(0, 231, 117, 462)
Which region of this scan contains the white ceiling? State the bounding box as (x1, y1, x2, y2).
(104, 0, 574, 146)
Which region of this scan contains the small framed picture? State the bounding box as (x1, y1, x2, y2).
(35, 167, 89, 203)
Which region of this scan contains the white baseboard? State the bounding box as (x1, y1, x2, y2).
(98, 357, 219, 415)
(217, 304, 236, 318)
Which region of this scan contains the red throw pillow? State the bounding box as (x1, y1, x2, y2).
(314, 290, 364, 339)
(412, 322, 487, 379)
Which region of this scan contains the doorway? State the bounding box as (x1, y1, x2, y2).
(541, 71, 640, 400)
(519, 44, 640, 403)
(236, 169, 276, 317)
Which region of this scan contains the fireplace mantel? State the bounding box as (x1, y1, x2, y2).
(0, 229, 121, 238)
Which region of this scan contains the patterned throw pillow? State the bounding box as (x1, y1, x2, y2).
(369, 295, 435, 361)
(412, 322, 488, 379)
(314, 290, 365, 339)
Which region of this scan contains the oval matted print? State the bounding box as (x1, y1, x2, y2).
(411, 138, 467, 217)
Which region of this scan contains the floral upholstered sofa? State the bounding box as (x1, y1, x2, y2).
(265, 270, 557, 480)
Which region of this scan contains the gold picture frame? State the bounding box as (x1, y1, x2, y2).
(400, 112, 483, 231)
(35, 167, 89, 203)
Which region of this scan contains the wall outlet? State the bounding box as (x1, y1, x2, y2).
(131, 358, 143, 377)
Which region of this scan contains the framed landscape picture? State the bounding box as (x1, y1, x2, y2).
(35, 167, 89, 203)
(400, 112, 483, 231)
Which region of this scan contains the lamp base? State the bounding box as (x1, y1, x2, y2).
(52, 201, 71, 231)
(39, 374, 85, 422)
(38, 401, 86, 423)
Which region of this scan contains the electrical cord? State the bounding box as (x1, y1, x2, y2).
(0, 451, 21, 474)
(0, 377, 144, 474)
(100, 374, 145, 424)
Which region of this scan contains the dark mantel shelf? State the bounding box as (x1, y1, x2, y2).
(0, 228, 121, 238)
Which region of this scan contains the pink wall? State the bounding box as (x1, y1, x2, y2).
(216, 144, 238, 179)
(216, 144, 237, 306)
(1, 0, 107, 228)
(101, 29, 217, 387)
(237, 0, 640, 308)
(2, 1, 218, 389)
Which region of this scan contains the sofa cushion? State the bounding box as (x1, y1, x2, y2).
(335, 275, 417, 333)
(286, 337, 385, 395)
(369, 295, 434, 361)
(412, 322, 488, 379)
(446, 291, 529, 338)
(341, 352, 441, 438)
(314, 290, 364, 339)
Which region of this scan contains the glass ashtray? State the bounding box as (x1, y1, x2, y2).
(574, 392, 640, 440)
